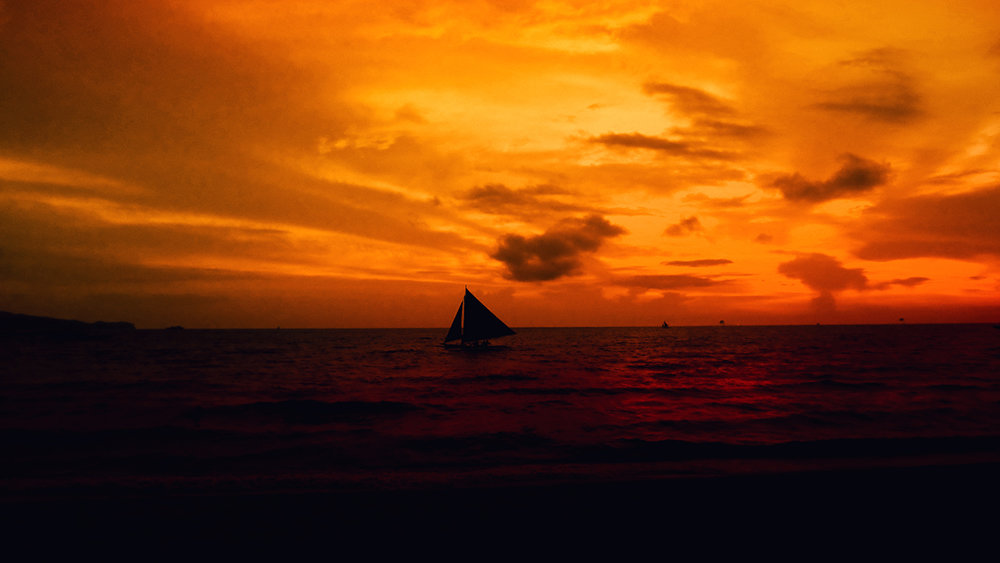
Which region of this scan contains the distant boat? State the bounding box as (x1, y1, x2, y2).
(444, 288, 515, 347)
(661, 321, 669, 328)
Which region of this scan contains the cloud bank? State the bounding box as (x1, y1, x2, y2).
(855, 186, 1000, 260)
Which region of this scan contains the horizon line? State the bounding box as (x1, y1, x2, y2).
(136, 321, 997, 330)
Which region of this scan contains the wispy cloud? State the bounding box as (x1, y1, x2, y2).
(617, 274, 720, 289)
(687, 119, 766, 139)
(814, 84, 921, 123)
(869, 277, 930, 290)
(812, 48, 923, 124)
(459, 183, 593, 219)
(681, 192, 753, 208)
(589, 133, 734, 160)
(663, 258, 733, 267)
(642, 82, 735, 116)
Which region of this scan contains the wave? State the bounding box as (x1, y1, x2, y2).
(778, 379, 887, 390)
(192, 399, 421, 425)
(401, 431, 554, 455)
(482, 385, 716, 397)
(561, 435, 1000, 465)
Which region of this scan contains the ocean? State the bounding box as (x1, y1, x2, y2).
(2, 324, 1000, 551)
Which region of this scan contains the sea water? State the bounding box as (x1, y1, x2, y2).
(2, 324, 999, 497)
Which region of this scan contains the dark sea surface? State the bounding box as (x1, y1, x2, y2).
(3, 324, 1000, 552)
(3, 324, 999, 492)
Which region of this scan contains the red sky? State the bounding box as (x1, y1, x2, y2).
(1, 0, 999, 327)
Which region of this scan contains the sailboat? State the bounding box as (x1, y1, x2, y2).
(444, 288, 516, 347)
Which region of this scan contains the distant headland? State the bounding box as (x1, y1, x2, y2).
(0, 311, 135, 334)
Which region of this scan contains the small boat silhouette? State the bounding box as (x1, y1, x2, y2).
(444, 288, 515, 348)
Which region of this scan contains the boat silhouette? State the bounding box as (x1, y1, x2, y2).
(444, 288, 515, 348)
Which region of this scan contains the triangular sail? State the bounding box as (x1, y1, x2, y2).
(444, 302, 463, 343)
(461, 288, 515, 343)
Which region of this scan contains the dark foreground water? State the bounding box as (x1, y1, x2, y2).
(2, 324, 1000, 552)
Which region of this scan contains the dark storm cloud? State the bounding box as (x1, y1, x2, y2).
(664, 216, 703, 236)
(590, 133, 734, 160)
(492, 215, 626, 281)
(855, 185, 1000, 260)
(642, 82, 735, 116)
(663, 258, 733, 267)
(771, 153, 891, 202)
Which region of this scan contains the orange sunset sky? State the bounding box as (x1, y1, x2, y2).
(1, 0, 999, 328)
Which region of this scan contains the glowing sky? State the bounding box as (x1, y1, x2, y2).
(2, 0, 999, 327)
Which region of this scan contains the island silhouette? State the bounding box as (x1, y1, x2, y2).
(0, 311, 135, 334)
